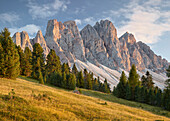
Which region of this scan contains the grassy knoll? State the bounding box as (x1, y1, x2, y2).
(0, 77, 170, 121)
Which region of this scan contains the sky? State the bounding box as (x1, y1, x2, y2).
(0, 0, 170, 61)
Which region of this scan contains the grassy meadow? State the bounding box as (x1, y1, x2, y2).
(0, 77, 170, 121)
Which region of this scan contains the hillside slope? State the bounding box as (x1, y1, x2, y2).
(0, 78, 169, 120)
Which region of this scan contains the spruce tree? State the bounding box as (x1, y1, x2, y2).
(128, 64, 140, 100)
(104, 79, 110, 93)
(162, 66, 170, 110)
(125, 82, 131, 100)
(61, 72, 67, 88)
(85, 73, 92, 89)
(72, 63, 78, 75)
(0, 28, 20, 79)
(23, 47, 32, 77)
(142, 71, 154, 89)
(16, 45, 25, 75)
(0, 43, 5, 77)
(32, 43, 45, 83)
(62, 63, 70, 75)
(156, 89, 162, 107)
(93, 78, 99, 91)
(116, 71, 127, 98)
(67, 73, 76, 90)
(77, 71, 84, 88)
(46, 49, 61, 75)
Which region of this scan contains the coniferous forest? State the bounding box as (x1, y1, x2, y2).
(0, 28, 111, 93)
(113, 64, 170, 111)
(0, 28, 170, 111)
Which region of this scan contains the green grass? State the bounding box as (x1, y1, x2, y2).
(0, 77, 170, 121)
(81, 89, 170, 118)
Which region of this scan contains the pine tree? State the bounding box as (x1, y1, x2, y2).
(85, 73, 92, 89)
(0, 28, 20, 79)
(67, 73, 76, 90)
(104, 79, 110, 93)
(46, 49, 61, 76)
(128, 64, 140, 100)
(93, 78, 99, 91)
(23, 47, 32, 77)
(0, 43, 5, 77)
(125, 82, 131, 100)
(116, 71, 127, 98)
(62, 63, 70, 75)
(77, 71, 84, 88)
(134, 86, 140, 102)
(32, 43, 45, 83)
(61, 72, 67, 88)
(141, 71, 154, 89)
(155, 89, 162, 107)
(162, 66, 170, 110)
(72, 63, 78, 75)
(16, 45, 25, 75)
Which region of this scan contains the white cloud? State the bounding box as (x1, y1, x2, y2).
(9, 24, 40, 38)
(0, 12, 20, 25)
(27, 0, 69, 19)
(75, 19, 82, 25)
(115, 0, 170, 44)
(83, 17, 96, 25)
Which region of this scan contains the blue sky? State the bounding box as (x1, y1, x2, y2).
(0, 0, 170, 61)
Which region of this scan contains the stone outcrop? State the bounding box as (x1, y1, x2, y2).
(13, 31, 33, 51)
(32, 30, 50, 57)
(12, 19, 169, 73)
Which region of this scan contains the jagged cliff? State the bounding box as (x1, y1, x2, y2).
(12, 19, 169, 73)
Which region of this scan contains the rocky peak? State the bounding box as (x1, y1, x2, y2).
(33, 30, 50, 57)
(120, 32, 136, 44)
(80, 24, 108, 66)
(12, 31, 33, 51)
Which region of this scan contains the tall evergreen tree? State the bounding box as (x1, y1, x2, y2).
(67, 73, 76, 90)
(93, 78, 99, 91)
(125, 82, 131, 100)
(141, 71, 154, 89)
(128, 64, 140, 88)
(162, 65, 170, 111)
(62, 63, 70, 75)
(46, 49, 61, 76)
(61, 72, 67, 88)
(85, 73, 92, 89)
(116, 71, 127, 98)
(0, 43, 5, 77)
(77, 71, 84, 88)
(128, 64, 140, 100)
(16, 45, 25, 75)
(72, 63, 78, 75)
(0, 28, 20, 79)
(32, 43, 45, 83)
(23, 47, 32, 77)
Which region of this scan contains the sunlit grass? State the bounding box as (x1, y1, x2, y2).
(0, 77, 169, 120)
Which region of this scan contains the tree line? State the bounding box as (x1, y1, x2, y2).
(113, 64, 170, 111)
(0, 28, 111, 93)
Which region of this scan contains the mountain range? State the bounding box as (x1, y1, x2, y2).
(12, 19, 169, 89)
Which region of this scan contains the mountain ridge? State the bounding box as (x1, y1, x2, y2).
(12, 19, 169, 89)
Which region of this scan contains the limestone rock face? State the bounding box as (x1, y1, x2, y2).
(12, 31, 33, 51)
(63, 21, 86, 61)
(119, 32, 145, 71)
(32, 30, 50, 57)
(45, 19, 86, 64)
(94, 20, 124, 69)
(45, 19, 69, 64)
(12, 19, 169, 74)
(137, 41, 169, 72)
(80, 24, 109, 67)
